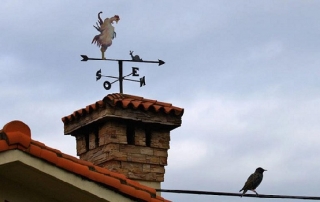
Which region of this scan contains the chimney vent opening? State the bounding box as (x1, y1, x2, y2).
(126, 123, 135, 145)
(146, 129, 152, 147)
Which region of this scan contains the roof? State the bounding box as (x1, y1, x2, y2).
(62, 93, 184, 124)
(0, 120, 170, 202)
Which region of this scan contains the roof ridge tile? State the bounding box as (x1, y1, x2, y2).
(2, 120, 31, 148)
(5, 131, 31, 148)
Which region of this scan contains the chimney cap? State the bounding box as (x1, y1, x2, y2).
(62, 93, 184, 134)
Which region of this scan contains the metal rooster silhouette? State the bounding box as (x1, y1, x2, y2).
(92, 11, 120, 59)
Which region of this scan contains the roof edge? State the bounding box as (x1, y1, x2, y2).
(0, 120, 170, 202)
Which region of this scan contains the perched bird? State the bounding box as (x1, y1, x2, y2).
(239, 167, 266, 197)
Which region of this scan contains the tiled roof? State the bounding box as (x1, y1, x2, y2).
(0, 120, 170, 202)
(62, 93, 184, 124)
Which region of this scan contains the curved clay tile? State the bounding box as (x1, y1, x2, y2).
(67, 115, 74, 122)
(141, 102, 154, 110)
(163, 106, 174, 114)
(3, 120, 31, 138)
(150, 105, 163, 113)
(3, 120, 31, 148)
(171, 106, 184, 116)
(89, 103, 97, 111)
(85, 105, 93, 113)
(74, 108, 86, 117)
(96, 100, 105, 107)
(131, 100, 142, 109)
(121, 99, 132, 108)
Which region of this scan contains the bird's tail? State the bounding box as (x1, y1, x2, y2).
(239, 189, 247, 197)
(92, 35, 101, 47)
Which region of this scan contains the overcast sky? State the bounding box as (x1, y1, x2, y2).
(1, 1, 320, 201)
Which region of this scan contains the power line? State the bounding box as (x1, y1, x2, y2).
(156, 189, 320, 200)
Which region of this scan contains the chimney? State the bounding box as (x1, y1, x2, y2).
(62, 93, 183, 189)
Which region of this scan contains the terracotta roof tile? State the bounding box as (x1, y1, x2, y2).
(61, 153, 82, 163)
(29, 144, 42, 156)
(109, 171, 129, 182)
(163, 106, 173, 114)
(131, 100, 142, 108)
(0, 140, 9, 152)
(3, 120, 31, 148)
(151, 104, 163, 113)
(40, 149, 59, 165)
(3, 120, 31, 137)
(126, 179, 157, 195)
(6, 131, 31, 148)
(153, 101, 172, 107)
(142, 98, 157, 103)
(136, 189, 152, 201)
(62, 93, 184, 123)
(120, 184, 137, 197)
(93, 165, 112, 175)
(71, 163, 90, 177)
(100, 175, 122, 189)
(32, 140, 46, 148)
(0, 120, 170, 202)
(121, 99, 132, 108)
(141, 102, 154, 110)
(74, 157, 95, 167)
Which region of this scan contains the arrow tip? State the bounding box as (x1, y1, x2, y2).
(81, 55, 88, 61)
(158, 60, 165, 66)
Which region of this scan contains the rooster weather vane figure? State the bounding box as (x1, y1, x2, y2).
(81, 11, 165, 93)
(92, 11, 119, 59)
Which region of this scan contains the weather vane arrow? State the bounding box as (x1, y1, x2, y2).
(80, 55, 165, 66)
(81, 51, 164, 93)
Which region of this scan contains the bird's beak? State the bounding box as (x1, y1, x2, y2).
(264, 169, 267, 171)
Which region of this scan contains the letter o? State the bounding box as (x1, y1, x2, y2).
(103, 81, 112, 90)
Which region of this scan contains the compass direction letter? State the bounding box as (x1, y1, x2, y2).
(140, 76, 146, 87)
(96, 69, 102, 81)
(132, 67, 139, 76)
(103, 81, 112, 90)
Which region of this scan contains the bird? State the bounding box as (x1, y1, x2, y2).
(92, 11, 120, 59)
(239, 167, 266, 197)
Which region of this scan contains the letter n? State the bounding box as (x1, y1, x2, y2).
(140, 76, 146, 87)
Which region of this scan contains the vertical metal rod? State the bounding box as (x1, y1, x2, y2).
(118, 60, 123, 93)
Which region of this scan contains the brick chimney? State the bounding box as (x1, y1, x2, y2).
(62, 93, 183, 189)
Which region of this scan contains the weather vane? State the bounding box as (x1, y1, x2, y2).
(81, 11, 165, 93)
